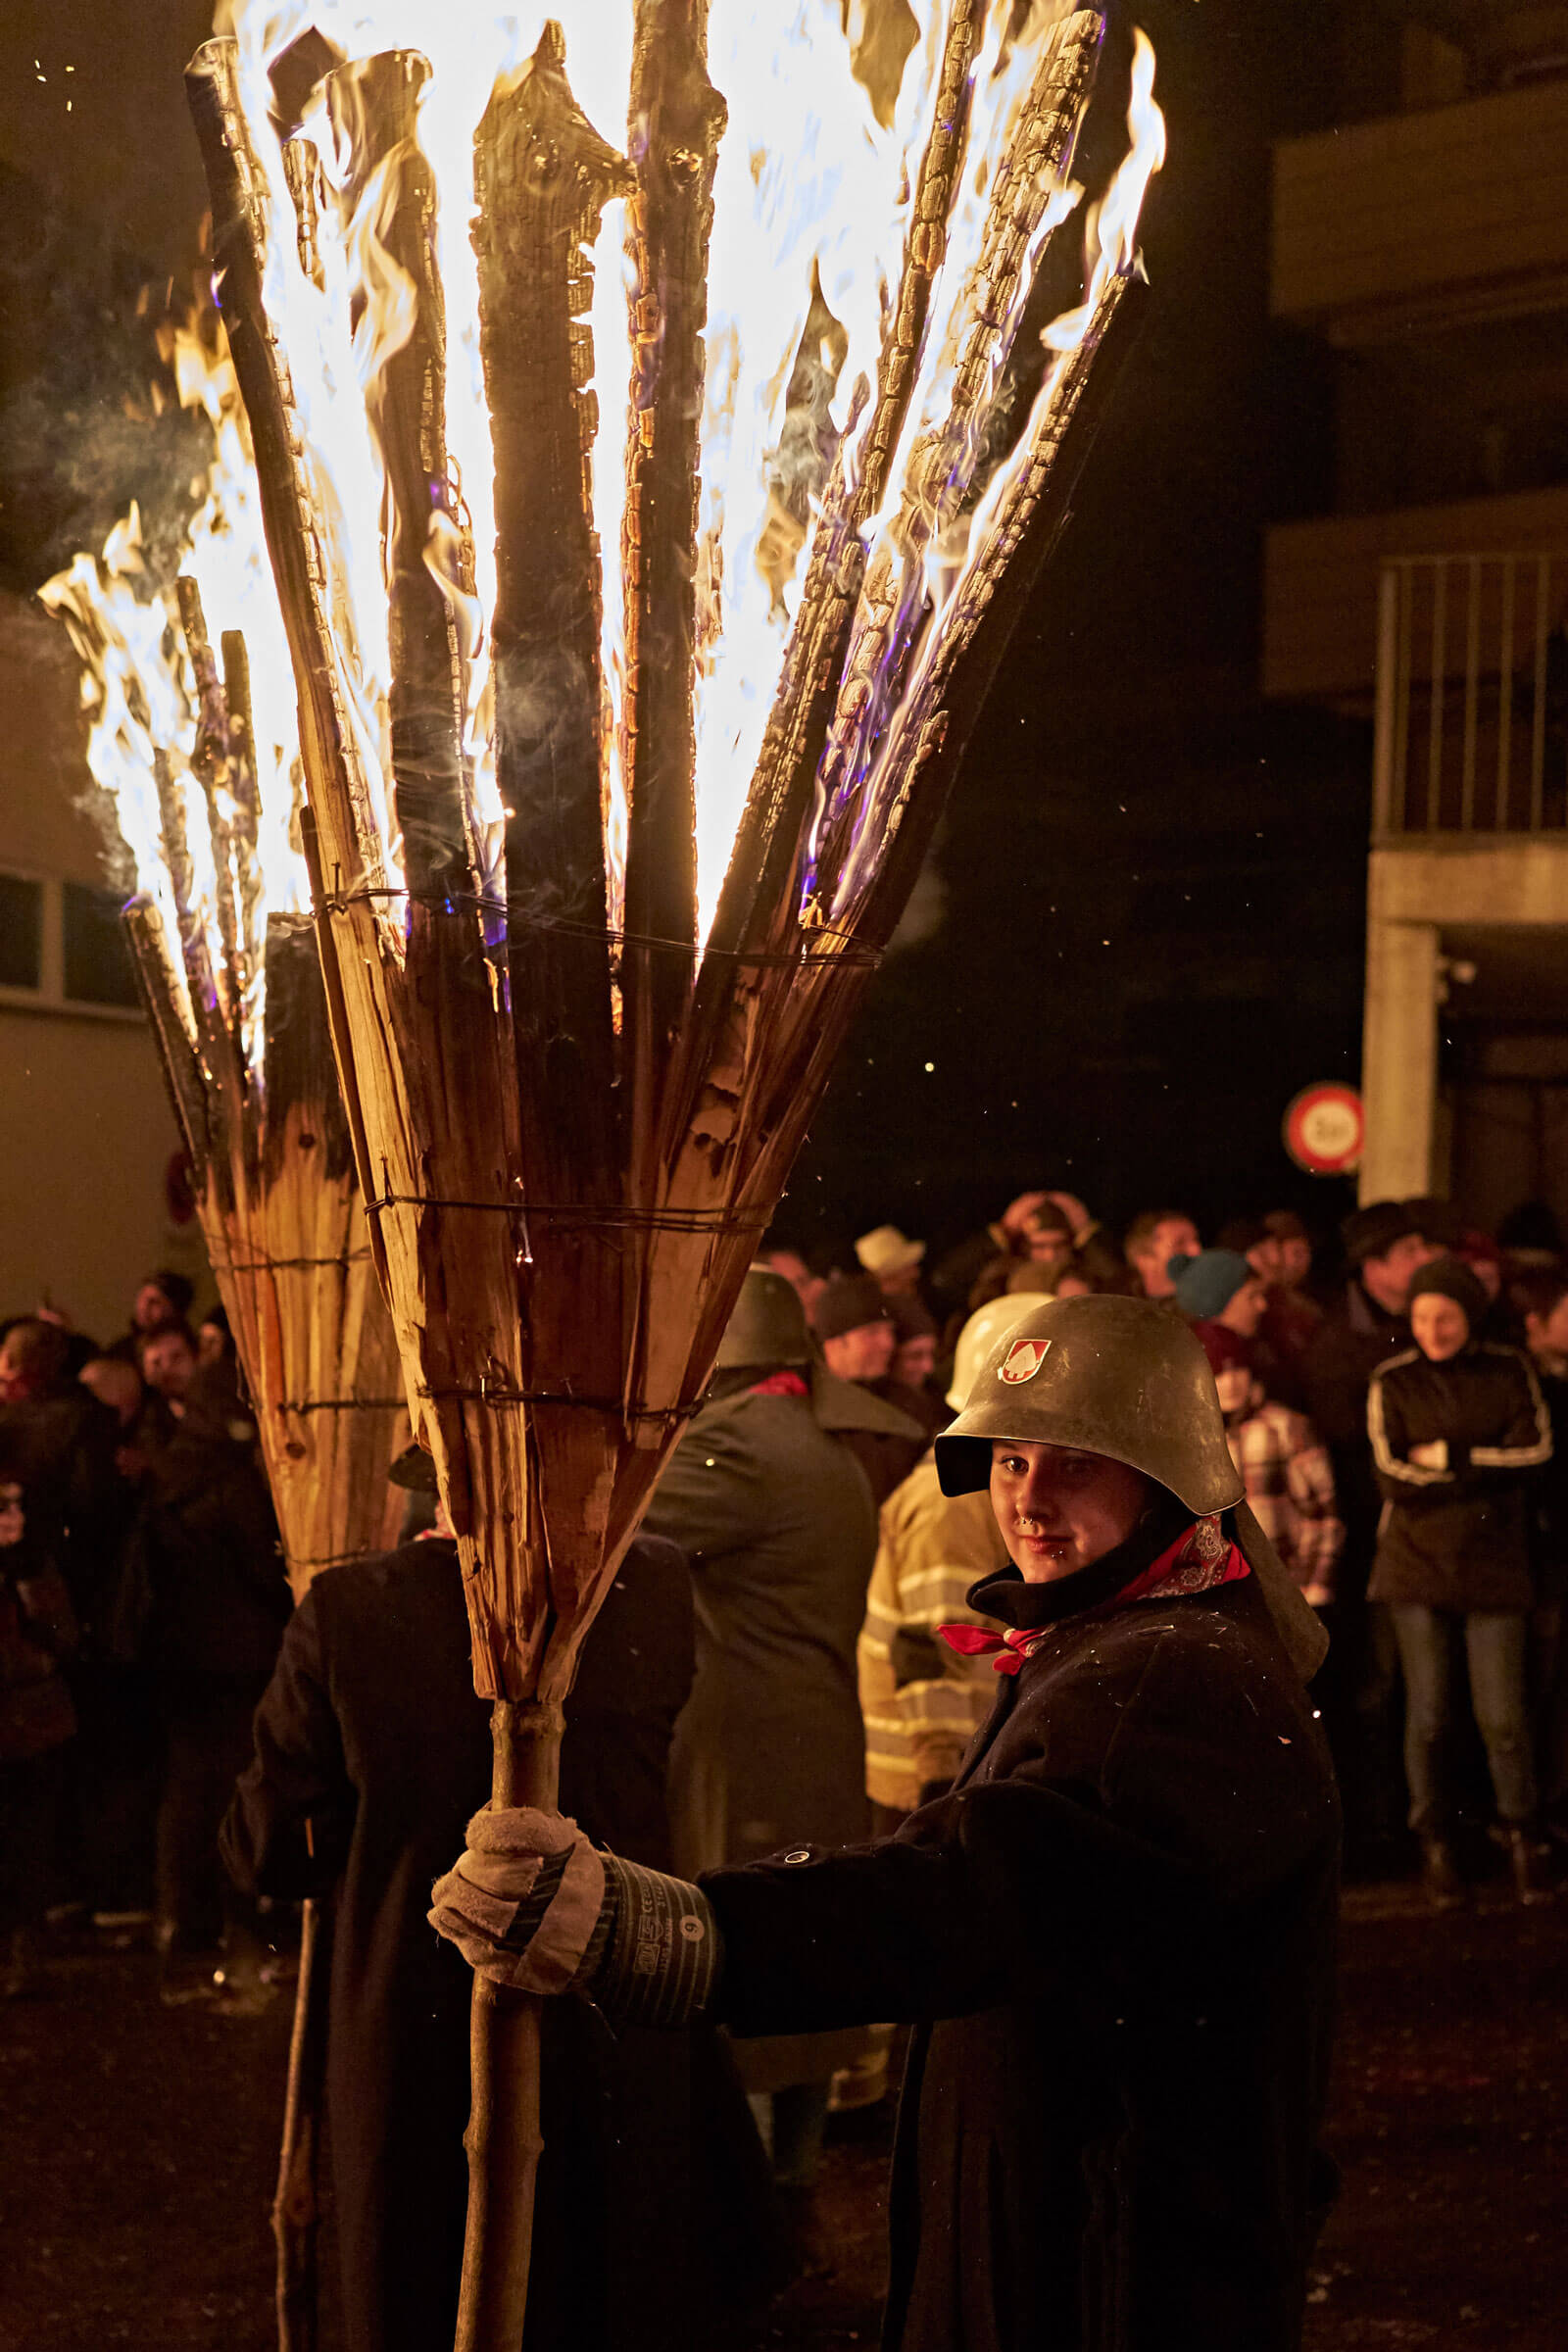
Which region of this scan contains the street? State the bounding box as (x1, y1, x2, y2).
(3, 1876, 1564, 2350)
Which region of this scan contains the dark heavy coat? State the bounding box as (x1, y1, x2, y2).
(1367, 1343, 1552, 1612)
(704, 1546, 1341, 2352)
(643, 1368, 901, 1870)
(221, 1535, 742, 2352)
(1301, 1282, 1412, 1544)
(132, 1418, 290, 1680)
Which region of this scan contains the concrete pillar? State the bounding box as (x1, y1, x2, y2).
(1359, 917, 1441, 1202)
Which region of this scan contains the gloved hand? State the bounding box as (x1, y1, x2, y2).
(429, 1805, 722, 2028)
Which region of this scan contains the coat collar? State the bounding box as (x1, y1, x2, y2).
(965, 1503, 1205, 1632)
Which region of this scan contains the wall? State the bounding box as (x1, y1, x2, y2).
(0, 585, 197, 1340)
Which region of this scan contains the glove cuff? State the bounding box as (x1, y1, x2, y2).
(594, 1856, 722, 2028)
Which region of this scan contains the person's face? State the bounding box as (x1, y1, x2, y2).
(988, 1442, 1150, 1583)
(1246, 1238, 1284, 1285)
(0, 1482, 24, 1548)
(878, 1262, 922, 1297)
(824, 1320, 895, 1382)
(1214, 1364, 1253, 1418)
(198, 1322, 227, 1368)
(893, 1334, 937, 1388)
(142, 1334, 196, 1400)
(0, 1344, 24, 1402)
(1023, 1217, 1072, 1268)
(1278, 1235, 1312, 1288)
(1528, 1294, 1568, 1361)
(1411, 1293, 1470, 1362)
(765, 1250, 811, 1298)
(1468, 1256, 1501, 1302)
(1360, 1233, 1434, 1314)
(1219, 1276, 1269, 1338)
(1133, 1218, 1200, 1298)
(135, 1282, 176, 1333)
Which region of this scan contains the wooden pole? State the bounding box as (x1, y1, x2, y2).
(272, 1895, 333, 2352)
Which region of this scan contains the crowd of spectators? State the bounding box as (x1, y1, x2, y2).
(6, 1186, 1567, 2329)
(0, 1271, 288, 1998)
(760, 1186, 1568, 1910)
(6, 1191, 1567, 2013)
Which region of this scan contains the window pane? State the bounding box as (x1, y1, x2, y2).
(62, 881, 139, 1008)
(0, 873, 43, 989)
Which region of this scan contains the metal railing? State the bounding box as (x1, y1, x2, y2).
(1372, 552, 1568, 838)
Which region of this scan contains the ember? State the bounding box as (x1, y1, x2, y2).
(178, 3, 1163, 2339)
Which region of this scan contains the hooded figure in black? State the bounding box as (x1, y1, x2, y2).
(431, 1294, 1341, 2352)
(222, 1459, 777, 2352)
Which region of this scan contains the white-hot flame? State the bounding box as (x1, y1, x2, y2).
(40, 317, 307, 1060)
(202, 4, 1161, 954)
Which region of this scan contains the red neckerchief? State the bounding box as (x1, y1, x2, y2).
(748, 1370, 809, 1397)
(939, 1516, 1250, 1676)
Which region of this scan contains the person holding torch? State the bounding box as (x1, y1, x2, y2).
(432, 1295, 1340, 2352)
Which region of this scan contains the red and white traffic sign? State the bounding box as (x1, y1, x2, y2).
(1283, 1084, 1364, 1176)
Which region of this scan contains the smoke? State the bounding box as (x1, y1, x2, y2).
(888, 856, 947, 954)
(0, 165, 208, 598)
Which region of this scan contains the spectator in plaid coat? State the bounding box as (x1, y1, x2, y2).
(1192, 1320, 1344, 1607)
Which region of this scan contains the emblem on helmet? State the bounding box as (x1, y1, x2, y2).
(998, 1338, 1053, 1384)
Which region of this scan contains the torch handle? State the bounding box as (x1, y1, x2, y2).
(453, 1697, 565, 2352)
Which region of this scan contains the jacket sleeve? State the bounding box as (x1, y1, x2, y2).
(1469, 1354, 1554, 1476)
(705, 1632, 1334, 2034)
(220, 1587, 353, 1901)
(1368, 1365, 1453, 1499)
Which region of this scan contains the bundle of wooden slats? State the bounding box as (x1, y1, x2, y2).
(183, 8, 1156, 2340)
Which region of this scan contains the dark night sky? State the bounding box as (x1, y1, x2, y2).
(0, 2, 1370, 1257)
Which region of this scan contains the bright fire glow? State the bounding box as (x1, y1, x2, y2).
(141, 5, 1161, 959)
(40, 317, 307, 1060)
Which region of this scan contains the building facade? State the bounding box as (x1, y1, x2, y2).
(1263, 4, 1568, 1224)
(0, 586, 197, 1342)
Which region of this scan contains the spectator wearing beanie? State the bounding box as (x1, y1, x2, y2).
(1192, 1324, 1343, 1609)
(1367, 1254, 1554, 1906)
(1217, 1214, 1322, 1404)
(810, 1278, 924, 1504)
(1167, 1249, 1268, 1335)
(882, 1297, 949, 1442)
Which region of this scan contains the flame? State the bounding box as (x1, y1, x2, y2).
(203, 3, 1161, 952)
(39, 316, 307, 1060)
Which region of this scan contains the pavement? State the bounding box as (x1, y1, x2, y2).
(2, 1875, 1565, 2350)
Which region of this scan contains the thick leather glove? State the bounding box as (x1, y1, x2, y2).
(429, 1805, 721, 2028)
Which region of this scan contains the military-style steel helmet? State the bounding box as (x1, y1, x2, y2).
(946, 1292, 1047, 1411)
(714, 1266, 812, 1370)
(934, 1293, 1244, 1516)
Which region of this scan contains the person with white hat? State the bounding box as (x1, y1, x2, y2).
(857, 1296, 1041, 1827)
(431, 1294, 1339, 2352)
(855, 1224, 927, 1298)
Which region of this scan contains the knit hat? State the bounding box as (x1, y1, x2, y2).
(1166, 1249, 1252, 1323)
(1191, 1319, 1252, 1377)
(1407, 1253, 1488, 1335)
(888, 1294, 937, 1344)
(1341, 1201, 1424, 1269)
(855, 1224, 925, 1278)
(811, 1273, 892, 1343)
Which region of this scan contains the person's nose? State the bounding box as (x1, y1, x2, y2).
(1015, 1462, 1064, 1526)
